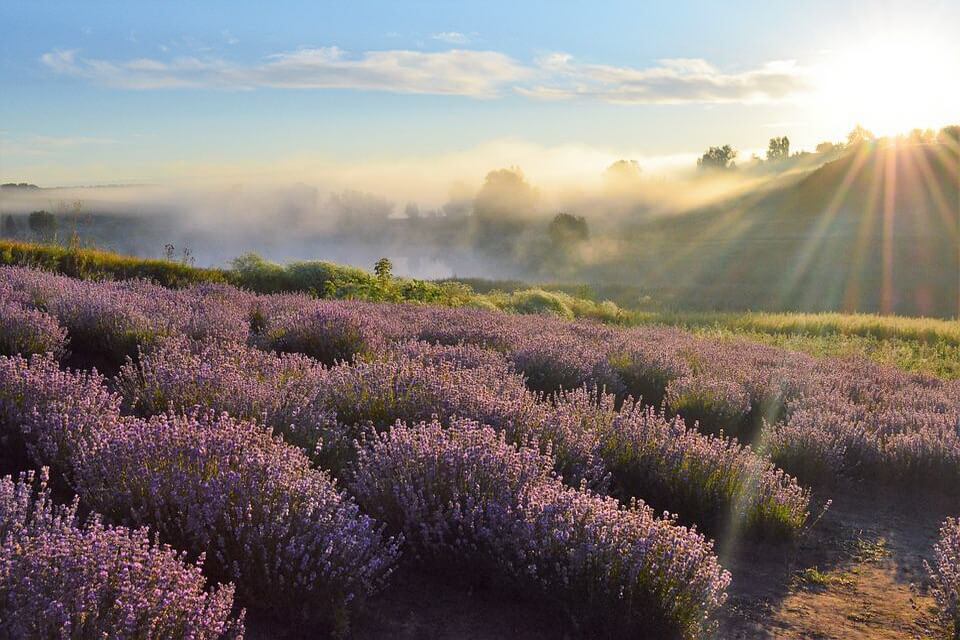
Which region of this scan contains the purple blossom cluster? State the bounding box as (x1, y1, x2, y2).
(0, 469, 244, 638)
(350, 420, 730, 639)
(0, 299, 67, 359)
(928, 518, 960, 636)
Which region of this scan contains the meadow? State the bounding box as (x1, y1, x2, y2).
(1, 248, 959, 638)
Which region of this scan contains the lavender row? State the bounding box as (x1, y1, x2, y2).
(350, 420, 730, 639)
(0, 469, 243, 639)
(0, 354, 400, 631)
(120, 337, 810, 538)
(4, 264, 959, 488)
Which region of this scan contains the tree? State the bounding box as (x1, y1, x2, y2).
(815, 141, 844, 155)
(1, 215, 18, 237)
(28, 210, 57, 241)
(548, 213, 589, 247)
(766, 136, 790, 161)
(907, 128, 936, 144)
(604, 159, 642, 182)
(472, 167, 539, 256)
(938, 125, 960, 147)
(697, 145, 737, 171)
(846, 124, 875, 147)
(374, 257, 393, 283)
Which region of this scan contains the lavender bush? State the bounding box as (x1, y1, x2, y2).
(0, 469, 244, 639)
(351, 420, 730, 639)
(76, 411, 400, 631)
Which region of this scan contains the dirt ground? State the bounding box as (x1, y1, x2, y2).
(246, 483, 957, 639)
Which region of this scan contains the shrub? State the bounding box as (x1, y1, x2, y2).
(0, 354, 121, 483)
(0, 300, 68, 358)
(0, 469, 243, 639)
(928, 518, 960, 639)
(595, 399, 810, 538)
(256, 302, 387, 365)
(118, 336, 338, 456)
(350, 420, 730, 639)
(76, 411, 400, 631)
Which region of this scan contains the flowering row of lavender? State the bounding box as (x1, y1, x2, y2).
(119, 336, 809, 537)
(7, 263, 953, 489)
(4, 263, 960, 633)
(0, 347, 732, 636)
(0, 354, 400, 633)
(0, 468, 243, 639)
(350, 420, 730, 638)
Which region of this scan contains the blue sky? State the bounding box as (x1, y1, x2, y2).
(2, 0, 958, 188)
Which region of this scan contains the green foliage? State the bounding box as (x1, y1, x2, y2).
(697, 145, 737, 171)
(373, 257, 393, 282)
(766, 136, 790, 161)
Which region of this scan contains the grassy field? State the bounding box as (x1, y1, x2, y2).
(631, 310, 960, 379)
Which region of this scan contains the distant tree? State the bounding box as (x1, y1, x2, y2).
(907, 128, 937, 144)
(374, 257, 393, 282)
(697, 145, 737, 171)
(938, 125, 960, 147)
(815, 141, 845, 155)
(604, 159, 642, 182)
(846, 124, 876, 147)
(766, 136, 790, 161)
(472, 167, 539, 256)
(403, 203, 421, 219)
(1, 215, 18, 237)
(548, 213, 589, 246)
(28, 210, 57, 241)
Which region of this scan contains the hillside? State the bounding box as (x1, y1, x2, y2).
(584, 143, 959, 317)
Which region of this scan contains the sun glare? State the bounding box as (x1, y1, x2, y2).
(814, 31, 960, 136)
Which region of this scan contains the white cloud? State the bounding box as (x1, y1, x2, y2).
(521, 55, 810, 105)
(40, 46, 529, 96)
(431, 31, 470, 44)
(39, 46, 810, 104)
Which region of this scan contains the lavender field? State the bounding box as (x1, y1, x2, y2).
(0, 264, 957, 638)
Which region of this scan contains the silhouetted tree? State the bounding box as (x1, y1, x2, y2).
(548, 213, 589, 247)
(472, 167, 539, 256)
(846, 124, 875, 147)
(1, 215, 18, 237)
(815, 141, 844, 155)
(697, 145, 737, 171)
(766, 136, 790, 161)
(28, 210, 57, 241)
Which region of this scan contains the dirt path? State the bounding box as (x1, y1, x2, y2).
(720, 484, 955, 639)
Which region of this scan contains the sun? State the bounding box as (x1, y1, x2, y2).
(812, 30, 960, 137)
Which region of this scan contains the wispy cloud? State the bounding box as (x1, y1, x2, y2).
(40, 46, 809, 104)
(40, 46, 529, 96)
(431, 31, 470, 44)
(520, 55, 809, 104)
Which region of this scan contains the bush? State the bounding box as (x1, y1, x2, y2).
(0, 469, 244, 639)
(350, 420, 730, 639)
(0, 301, 68, 358)
(928, 518, 960, 639)
(76, 411, 400, 631)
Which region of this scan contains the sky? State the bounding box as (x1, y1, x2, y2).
(1, 0, 959, 193)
